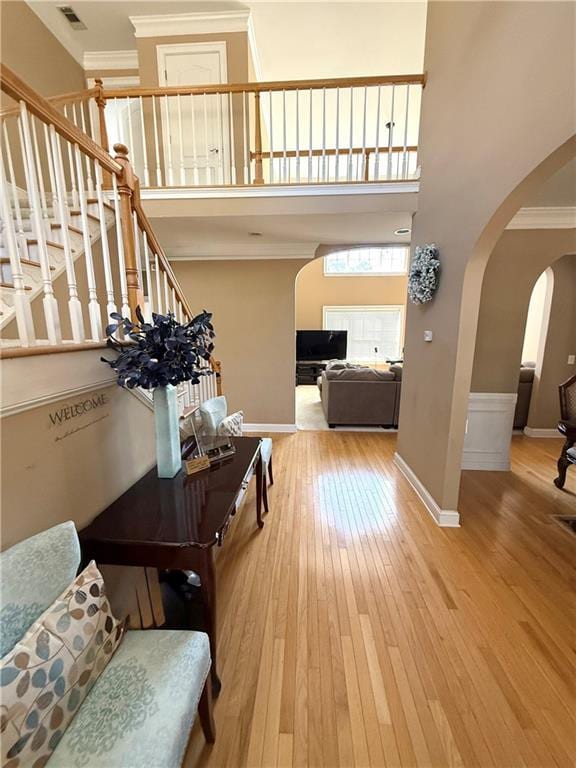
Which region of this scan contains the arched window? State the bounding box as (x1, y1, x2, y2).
(324, 246, 408, 276)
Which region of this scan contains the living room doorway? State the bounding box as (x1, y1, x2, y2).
(294, 248, 409, 430)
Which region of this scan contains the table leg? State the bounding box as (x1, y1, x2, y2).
(196, 549, 222, 697)
(256, 453, 264, 528)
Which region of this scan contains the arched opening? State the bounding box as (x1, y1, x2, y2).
(294, 245, 409, 430)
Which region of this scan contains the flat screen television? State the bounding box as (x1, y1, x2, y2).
(296, 330, 347, 361)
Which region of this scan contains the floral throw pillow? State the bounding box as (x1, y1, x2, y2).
(217, 410, 244, 437)
(0, 561, 124, 768)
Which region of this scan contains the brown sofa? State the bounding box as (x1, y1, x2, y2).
(318, 361, 534, 430)
(318, 362, 401, 427)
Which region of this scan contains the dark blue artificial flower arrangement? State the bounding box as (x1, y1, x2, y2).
(102, 306, 215, 389)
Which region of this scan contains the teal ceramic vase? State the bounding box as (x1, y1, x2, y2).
(153, 385, 181, 478)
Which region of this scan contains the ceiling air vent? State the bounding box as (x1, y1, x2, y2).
(57, 6, 87, 30)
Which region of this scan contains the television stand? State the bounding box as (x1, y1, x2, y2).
(296, 360, 331, 386)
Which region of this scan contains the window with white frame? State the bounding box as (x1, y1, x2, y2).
(323, 306, 403, 363)
(324, 246, 408, 276)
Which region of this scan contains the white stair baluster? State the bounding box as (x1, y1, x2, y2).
(202, 94, 211, 185)
(228, 91, 237, 185)
(334, 87, 340, 181)
(94, 162, 117, 322)
(51, 128, 85, 342)
(308, 89, 313, 182)
(19, 104, 61, 343)
(374, 86, 382, 181)
(163, 271, 169, 314)
(151, 96, 162, 186)
(361, 86, 368, 181)
(30, 117, 50, 238)
(164, 95, 174, 186)
(216, 93, 224, 185)
(42, 124, 59, 223)
(74, 145, 102, 340)
(177, 94, 185, 186)
(63, 105, 79, 208)
(154, 253, 163, 314)
(282, 89, 287, 183)
(243, 92, 250, 184)
(111, 174, 130, 318)
(321, 88, 327, 182)
(387, 85, 395, 180)
(402, 85, 410, 180)
(141, 229, 153, 320)
(348, 87, 354, 181)
(0, 150, 35, 345)
(2, 121, 27, 261)
(139, 96, 150, 187)
(79, 102, 95, 194)
(189, 94, 200, 186)
(126, 97, 136, 176)
(295, 89, 300, 183)
(268, 91, 274, 183)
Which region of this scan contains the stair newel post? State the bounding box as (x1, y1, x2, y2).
(253, 91, 264, 185)
(94, 79, 112, 187)
(0, 151, 35, 345)
(114, 143, 144, 323)
(19, 102, 61, 344)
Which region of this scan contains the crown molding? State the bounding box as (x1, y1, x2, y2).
(506, 206, 576, 230)
(130, 10, 251, 39)
(167, 242, 316, 260)
(83, 50, 139, 71)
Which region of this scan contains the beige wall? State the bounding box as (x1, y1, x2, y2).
(0, 1, 85, 96)
(173, 258, 308, 425)
(528, 254, 576, 428)
(295, 257, 407, 330)
(396, 1, 576, 512)
(1, 384, 155, 549)
(472, 229, 576, 393)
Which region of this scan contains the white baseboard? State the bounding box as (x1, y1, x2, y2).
(523, 427, 561, 438)
(243, 423, 297, 433)
(393, 453, 460, 528)
(462, 392, 517, 471)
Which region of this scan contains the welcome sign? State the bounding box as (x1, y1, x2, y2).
(49, 391, 111, 441)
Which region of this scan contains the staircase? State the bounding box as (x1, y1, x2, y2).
(0, 64, 220, 414)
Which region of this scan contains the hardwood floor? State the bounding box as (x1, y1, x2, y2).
(184, 433, 575, 768)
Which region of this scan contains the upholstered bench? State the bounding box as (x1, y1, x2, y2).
(0, 522, 214, 768)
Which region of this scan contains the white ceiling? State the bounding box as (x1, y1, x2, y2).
(26, 1, 427, 79)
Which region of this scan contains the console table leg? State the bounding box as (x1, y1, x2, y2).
(196, 549, 222, 697)
(256, 453, 264, 528)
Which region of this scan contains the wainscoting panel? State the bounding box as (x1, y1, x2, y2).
(462, 392, 517, 470)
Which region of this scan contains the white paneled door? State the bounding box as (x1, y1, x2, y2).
(157, 42, 230, 185)
(323, 305, 404, 363)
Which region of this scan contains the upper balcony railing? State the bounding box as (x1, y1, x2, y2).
(64, 74, 425, 189)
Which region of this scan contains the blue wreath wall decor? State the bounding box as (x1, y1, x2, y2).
(408, 243, 440, 304)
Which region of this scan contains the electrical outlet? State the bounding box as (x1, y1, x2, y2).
(568, 354, 575, 365)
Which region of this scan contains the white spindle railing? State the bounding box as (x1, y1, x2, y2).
(97, 74, 423, 188)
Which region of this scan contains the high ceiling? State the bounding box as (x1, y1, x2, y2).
(26, 1, 427, 79)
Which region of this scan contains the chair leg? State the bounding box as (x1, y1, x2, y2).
(554, 438, 574, 489)
(268, 455, 274, 485)
(198, 676, 216, 744)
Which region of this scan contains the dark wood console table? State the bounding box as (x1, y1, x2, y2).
(79, 436, 264, 695)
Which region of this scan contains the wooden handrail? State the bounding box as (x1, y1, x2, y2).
(0, 64, 121, 176)
(102, 73, 426, 99)
(0, 87, 98, 119)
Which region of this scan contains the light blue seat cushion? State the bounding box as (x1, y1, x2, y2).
(261, 437, 273, 466)
(199, 395, 228, 435)
(50, 629, 211, 768)
(0, 521, 80, 656)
